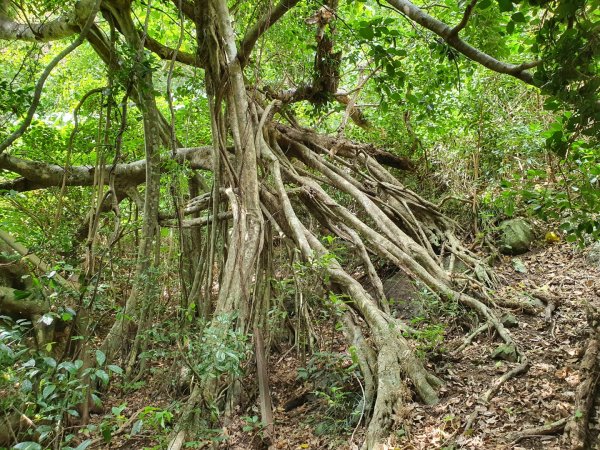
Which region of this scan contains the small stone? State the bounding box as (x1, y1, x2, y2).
(491, 343, 518, 362)
(585, 241, 600, 268)
(512, 257, 527, 273)
(501, 314, 519, 328)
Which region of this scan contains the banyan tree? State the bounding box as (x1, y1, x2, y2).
(0, 0, 596, 448)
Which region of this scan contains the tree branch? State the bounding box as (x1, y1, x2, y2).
(170, 0, 197, 21)
(0, 147, 213, 192)
(144, 34, 200, 67)
(385, 0, 538, 84)
(0, 0, 102, 155)
(0, 0, 97, 42)
(239, 0, 301, 65)
(449, 0, 477, 37)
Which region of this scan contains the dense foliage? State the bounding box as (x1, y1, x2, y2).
(0, 0, 598, 448)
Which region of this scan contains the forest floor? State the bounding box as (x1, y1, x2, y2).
(92, 241, 600, 450)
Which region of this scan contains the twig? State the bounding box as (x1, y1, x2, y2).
(449, 0, 478, 37)
(454, 321, 490, 353)
(483, 358, 529, 402)
(505, 417, 568, 444)
(88, 409, 143, 448)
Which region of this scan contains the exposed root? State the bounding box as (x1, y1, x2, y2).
(482, 357, 529, 402)
(563, 307, 600, 450)
(454, 321, 491, 353)
(493, 293, 544, 314)
(504, 417, 568, 444)
(114, 92, 522, 447)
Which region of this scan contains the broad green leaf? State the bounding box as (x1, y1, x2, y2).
(497, 0, 513, 12)
(12, 290, 31, 300)
(107, 364, 123, 375)
(95, 369, 109, 385)
(95, 350, 106, 366)
(72, 440, 92, 450)
(13, 442, 42, 450)
(42, 384, 56, 399)
(506, 21, 515, 34)
(511, 12, 526, 23)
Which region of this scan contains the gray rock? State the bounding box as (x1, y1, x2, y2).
(511, 257, 528, 273)
(443, 255, 469, 273)
(382, 270, 424, 320)
(585, 241, 600, 267)
(501, 313, 519, 328)
(491, 343, 518, 362)
(498, 219, 534, 255)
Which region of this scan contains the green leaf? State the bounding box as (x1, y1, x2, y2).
(57, 361, 79, 374)
(386, 63, 395, 77)
(506, 20, 515, 34)
(13, 442, 42, 450)
(95, 349, 106, 367)
(107, 364, 123, 375)
(497, 0, 514, 12)
(12, 290, 31, 300)
(72, 440, 92, 450)
(42, 384, 56, 399)
(20, 379, 33, 393)
(131, 420, 143, 435)
(22, 358, 35, 368)
(101, 425, 112, 443)
(91, 393, 102, 407)
(358, 27, 374, 40)
(43, 356, 57, 368)
(95, 369, 109, 385)
(511, 12, 526, 23)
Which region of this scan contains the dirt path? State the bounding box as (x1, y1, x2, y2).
(263, 242, 600, 449)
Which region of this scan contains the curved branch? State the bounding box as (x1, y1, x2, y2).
(0, 0, 102, 154)
(144, 34, 200, 67)
(0, 0, 97, 42)
(275, 124, 414, 171)
(0, 147, 213, 192)
(170, 0, 197, 21)
(385, 0, 539, 84)
(239, 0, 301, 65)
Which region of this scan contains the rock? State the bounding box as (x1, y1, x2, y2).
(491, 343, 518, 362)
(511, 257, 527, 273)
(585, 241, 600, 267)
(382, 270, 424, 320)
(443, 255, 469, 273)
(498, 219, 534, 255)
(501, 313, 519, 328)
